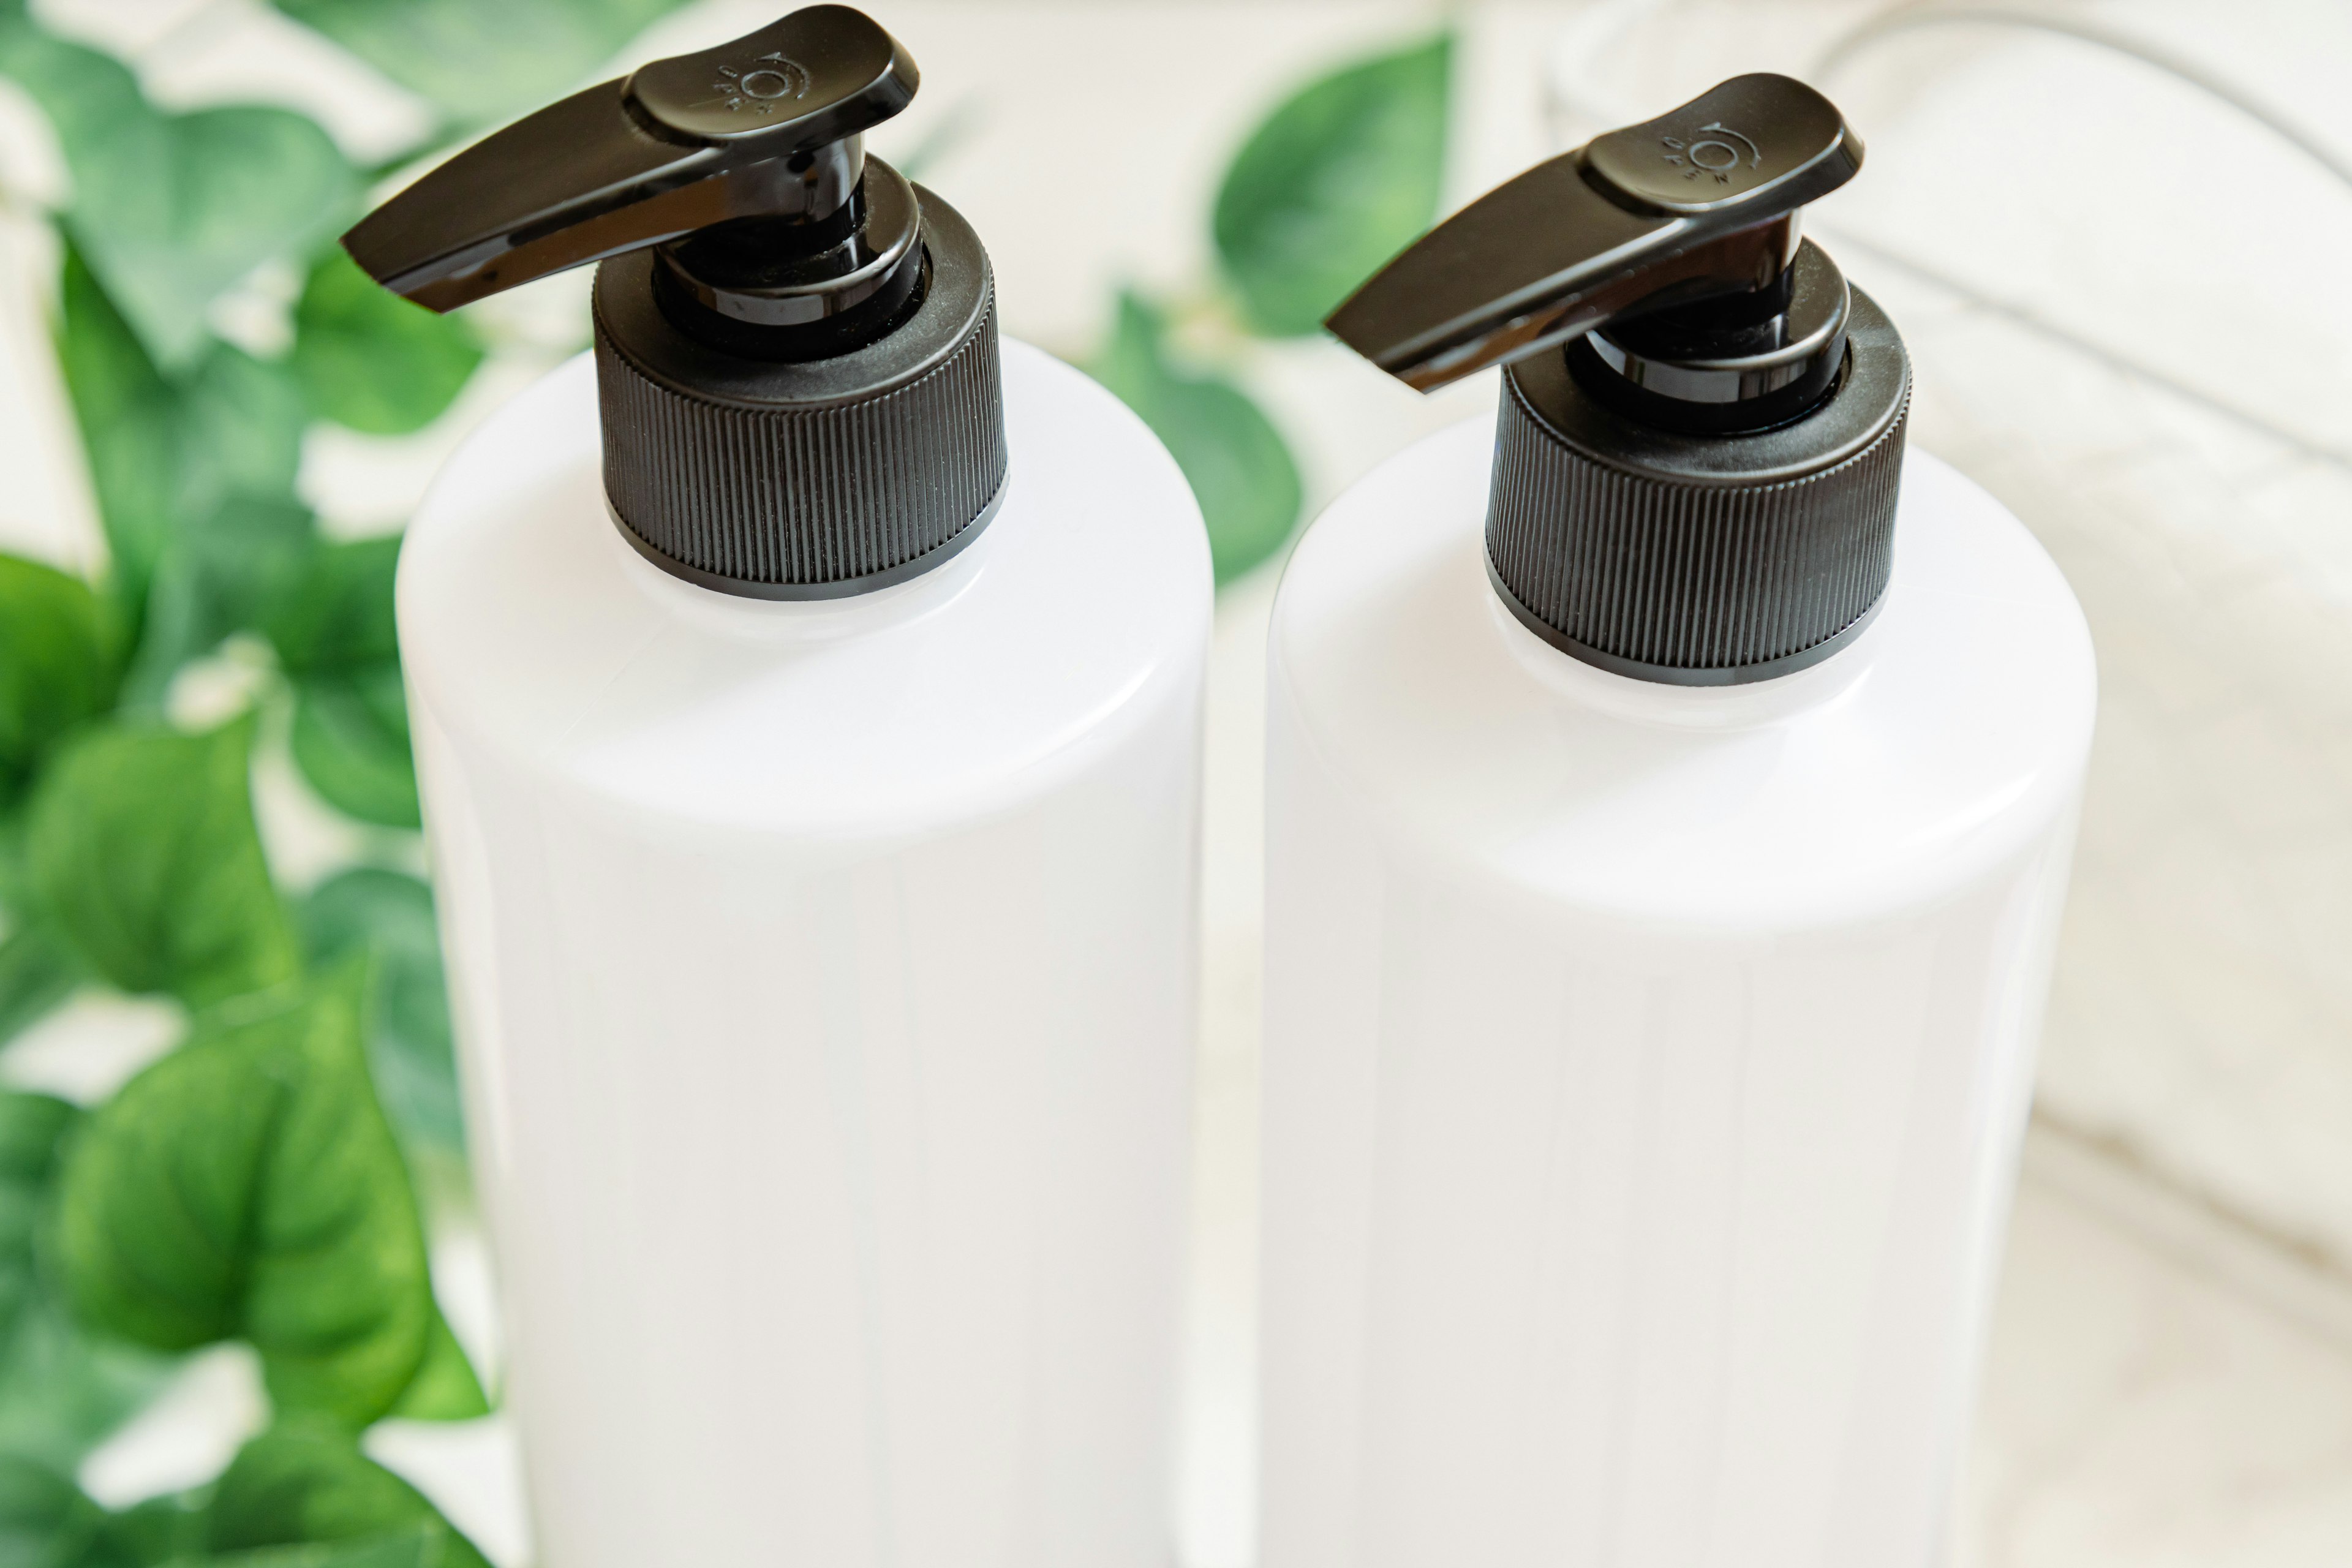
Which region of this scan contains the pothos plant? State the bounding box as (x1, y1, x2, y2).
(0, 4, 1447, 1562)
(0, 1, 698, 1563)
(1090, 32, 1453, 587)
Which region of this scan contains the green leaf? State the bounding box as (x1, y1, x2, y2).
(0, 1065, 172, 1549)
(0, 1291, 176, 1473)
(0, 1109, 174, 1474)
(298, 871, 458, 1156)
(0, 31, 356, 368)
(0, 926, 83, 1054)
(386, 1310, 486, 1422)
(0, 1095, 171, 1475)
(53, 973, 435, 1428)
(291, 252, 480, 436)
(206, 1422, 489, 1568)
(0, 30, 141, 203)
(1212, 33, 1452, 337)
(0, 1095, 70, 1185)
(1090, 292, 1302, 584)
(207, 1522, 460, 1568)
(55, 251, 311, 622)
(290, 669, 417, 831)
(120, 496, 318, 711)
(185, 347, 312, 503)
(264, 539, 399, 679)
(24, 718, 297, 1008)
(0, 558, 118, 802)
(86, 1491, 206, 1567)
(0, 1453, 106, 1568)
(0, 1094, 72, 1346)
(277, 548, 426, 828)
(271, 0, 691, 127)
(55, 248, 179, 609)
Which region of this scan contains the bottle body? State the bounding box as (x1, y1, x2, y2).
(1261, 418, 2094, 1567)
(401, 343, 1210, 1568)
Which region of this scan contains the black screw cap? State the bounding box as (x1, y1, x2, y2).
(594, 184, 1008, 600)
(1486, 287, 1910, 685)
(1326, 72, 1913, 685)
(341, 9, 1007, 602)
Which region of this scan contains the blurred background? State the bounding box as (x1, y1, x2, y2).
(0, 1, 2347, 1564)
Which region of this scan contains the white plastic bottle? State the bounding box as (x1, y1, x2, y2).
(1262, 77, 2095, 1567)
(348, 12, 1210, 1567)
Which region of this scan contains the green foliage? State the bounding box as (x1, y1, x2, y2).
(266, 541, 417, 830)
(300, 871, 461, 1157)
(52, 971, 443, 1428)
(0, 1454, 108, 1567)
(25, 718, 299, 1008)
(0, 7, 485, 1562)
(53, 247, 191, 613)
(271, 0, 692, 128)
(214, 1525, 470, 1567)
(123, 496, 317, 710)
(179, 352, 314, 507)
(1087, 32, 1456, 583)
(93, 1492, 209, 1567)
(206, 1422, 491, 1567)
(290, 670, 418, 831)
(0, 1096, 176, 1472)
(1212, 34, 1453, 337)
(0, 560, 118, 801)
(54, 249, 312, 627)
(0, 30, 356, 369)
(0, 927, 80, 1050)
(385, 1310, 487, 1423)
(0, 1292, 176, 1473)
(0, 1093, 71, 1348)
(1091, 292, 1302, 586)
(292, 255, 481, 437)
(0, 1423, 489, 1568)
(265, 540, 401, 676)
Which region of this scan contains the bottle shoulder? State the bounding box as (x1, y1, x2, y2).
(1268, 415, 2098, 929)
(398, 339, 1212, 834)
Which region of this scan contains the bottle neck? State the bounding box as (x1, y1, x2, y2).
(649, 152, 928, 361)
(1488, 582, 1888, 730)
(601, 489, 997, 645)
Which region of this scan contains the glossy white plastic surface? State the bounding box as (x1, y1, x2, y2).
(1261, 417, 2095, 1568)
(399, 342, 1211, 1568)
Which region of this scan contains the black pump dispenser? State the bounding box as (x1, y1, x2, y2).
(1327, 74, 1910, 685)
(344, 5, 1006, 600)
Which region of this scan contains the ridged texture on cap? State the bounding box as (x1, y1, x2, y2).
(1488, 361, 1909, 677)
(595, 287, 1006, 592)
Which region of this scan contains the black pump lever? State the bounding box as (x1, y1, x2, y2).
(344, 5, 917, 313)
(1325, 75, 1861, 392)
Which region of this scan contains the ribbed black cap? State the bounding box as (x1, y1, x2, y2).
(1487, 286, 1911, 685)
(591, 186, 1008, 600)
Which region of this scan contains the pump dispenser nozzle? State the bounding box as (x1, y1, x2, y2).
(1327, 75, 1909, 685)
(342, 6, 1008, 601)
(345, 6, 917, 324)
(1328, 75, 1860, 424)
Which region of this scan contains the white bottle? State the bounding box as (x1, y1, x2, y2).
(1262, 77, 2095, 1567)
(349, 12, 1210, 1568)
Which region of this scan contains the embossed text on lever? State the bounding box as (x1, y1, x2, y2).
(342, 5, 916, 312)
(1324, 74, 1861, 392)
